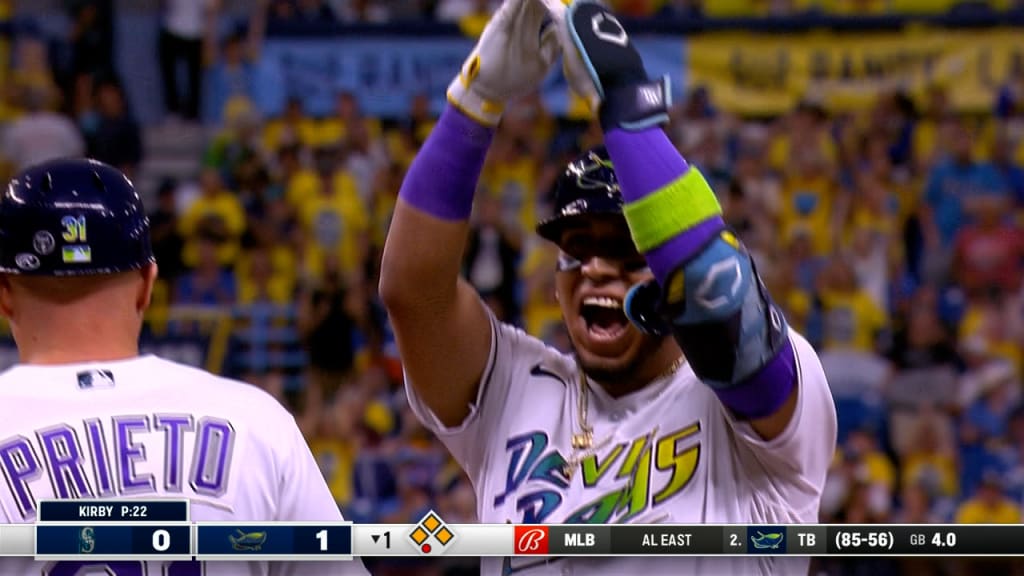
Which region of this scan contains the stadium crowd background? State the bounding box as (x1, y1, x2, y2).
(2, 0, 1024, 574)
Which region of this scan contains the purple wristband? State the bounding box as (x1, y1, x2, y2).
(398, 105, 494, 221)
(714, 338, 797, 420)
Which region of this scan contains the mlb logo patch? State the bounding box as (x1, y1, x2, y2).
(77, 370, 115, 389)
(63, 245, 92, 263)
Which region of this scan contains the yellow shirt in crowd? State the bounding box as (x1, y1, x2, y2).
(483, 157, 539, 234)
(296, 173, 369, 280)
(780, 173, 837, 256)
(179, 192, 247, 267)
(955, 498, 1022, 524)
(819, 289, 888, 352)
(309, 438, 355, 506)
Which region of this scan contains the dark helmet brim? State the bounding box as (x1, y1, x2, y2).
(535, 191, 626, 244)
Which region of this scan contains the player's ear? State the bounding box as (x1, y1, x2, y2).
(136, 263, 159, 314)
(0, 274, 12, 319)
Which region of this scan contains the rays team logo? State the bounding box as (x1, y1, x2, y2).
(495, 422, 701, 524)
(408, 510, 455, 555)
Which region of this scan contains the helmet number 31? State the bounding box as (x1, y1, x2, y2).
(62, 215, 87, 243)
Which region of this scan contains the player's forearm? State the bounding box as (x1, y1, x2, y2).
(604, 127, 724, 284)
(606, 127, 796, 419)
(379, 104, 493, 306)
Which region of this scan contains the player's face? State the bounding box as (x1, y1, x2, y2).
(554, 216, 667, 383)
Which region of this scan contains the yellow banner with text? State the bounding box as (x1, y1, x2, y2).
(688, 28, 1023, 116)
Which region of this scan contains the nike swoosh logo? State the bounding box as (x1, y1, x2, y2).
(530, 363, 569, 388)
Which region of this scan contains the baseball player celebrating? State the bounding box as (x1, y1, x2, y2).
(381, 0, 837, 574)
(0, 159, 368, 576)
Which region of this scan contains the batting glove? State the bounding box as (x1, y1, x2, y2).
(447, 0, 561, 127)
(537, 0, 670, 131)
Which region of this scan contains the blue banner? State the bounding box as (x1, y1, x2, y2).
(253, 36, 687, 118)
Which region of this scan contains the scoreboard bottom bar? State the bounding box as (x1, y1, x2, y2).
(5, 523, 1024, 559)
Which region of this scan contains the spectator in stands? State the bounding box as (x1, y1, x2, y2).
(64, 0, 116, 88)
(298, 147, 369, 283)
(778, 135, 841, 258)
(955, 473, 1022, 523)
(920, 116, 1009, 281)
(298, 257, 360, 401)
(202, 3, 265, 126)
(263, 97, 317, 153)
(342, 113, 388, 205)
(403, 93, 437, 148)
(174, 234, 238, 307)
(995, 66, 1023, 120)
(818, 255, 889, 354)
(179, 167, 247, 268)
(237, 246, 294, 306)
(369, 162, 403, 261)
(901, 418, 959, 502)
(990, 128, 1024, 206)
(845, 428, 898, 498)
(845, 169, 900, 311)
(10, 33, 60, 112)
(464, 193, 522, 324)
(149, 178, 186, 284)
(0, 86, 85, 175)
(83, 79, 143, 177)
(996, 407, 1024, 504)
(894, 482, 944, 524)
(159, 0, 215, 122)
(306, 392, 359, 507)
(952, 193, 1023, 298)
(350, 400, 399, 523)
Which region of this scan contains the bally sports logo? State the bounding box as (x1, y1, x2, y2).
(514, 526, 549, 554)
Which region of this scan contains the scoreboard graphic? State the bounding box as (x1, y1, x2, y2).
(3, 500, 1024, 560)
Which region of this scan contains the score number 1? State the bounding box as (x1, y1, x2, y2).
(294, 526, 352, 557)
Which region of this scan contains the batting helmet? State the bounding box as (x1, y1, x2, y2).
(536, 146, 623, 243)
(536, 146, 671, 336)
(0, 158, 154, 276)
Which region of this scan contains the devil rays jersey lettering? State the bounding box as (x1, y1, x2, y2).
(407, 313, 835, 576)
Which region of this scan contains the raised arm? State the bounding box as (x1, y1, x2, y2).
(379, 0, 558, 427)
(545, 0, 830, 442)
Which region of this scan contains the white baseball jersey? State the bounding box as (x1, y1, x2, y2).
(407, 314, 837, 576)
(0, 355, 368, 576)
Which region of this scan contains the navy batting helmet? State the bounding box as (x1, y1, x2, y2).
(536, 146, 623, 244)
(0, 158, 154, 276)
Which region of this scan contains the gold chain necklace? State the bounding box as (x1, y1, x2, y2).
(563, 354, 685, 479)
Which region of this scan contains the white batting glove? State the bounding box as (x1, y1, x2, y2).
(447, 0, 561, 127)
(535, 0, 601, 112)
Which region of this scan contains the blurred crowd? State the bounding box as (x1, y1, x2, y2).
(3, 1, 1024, 575)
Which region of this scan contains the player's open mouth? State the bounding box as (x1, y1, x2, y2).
(581, 296, 628, 342)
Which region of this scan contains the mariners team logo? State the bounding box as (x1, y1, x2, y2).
(79, 527, 95, 554)
(408, 510, 455, 555)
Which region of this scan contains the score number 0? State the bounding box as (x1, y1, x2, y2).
(152, 529, 172, 552)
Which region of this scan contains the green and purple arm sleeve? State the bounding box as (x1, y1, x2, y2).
(606, 127, 796, 420)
